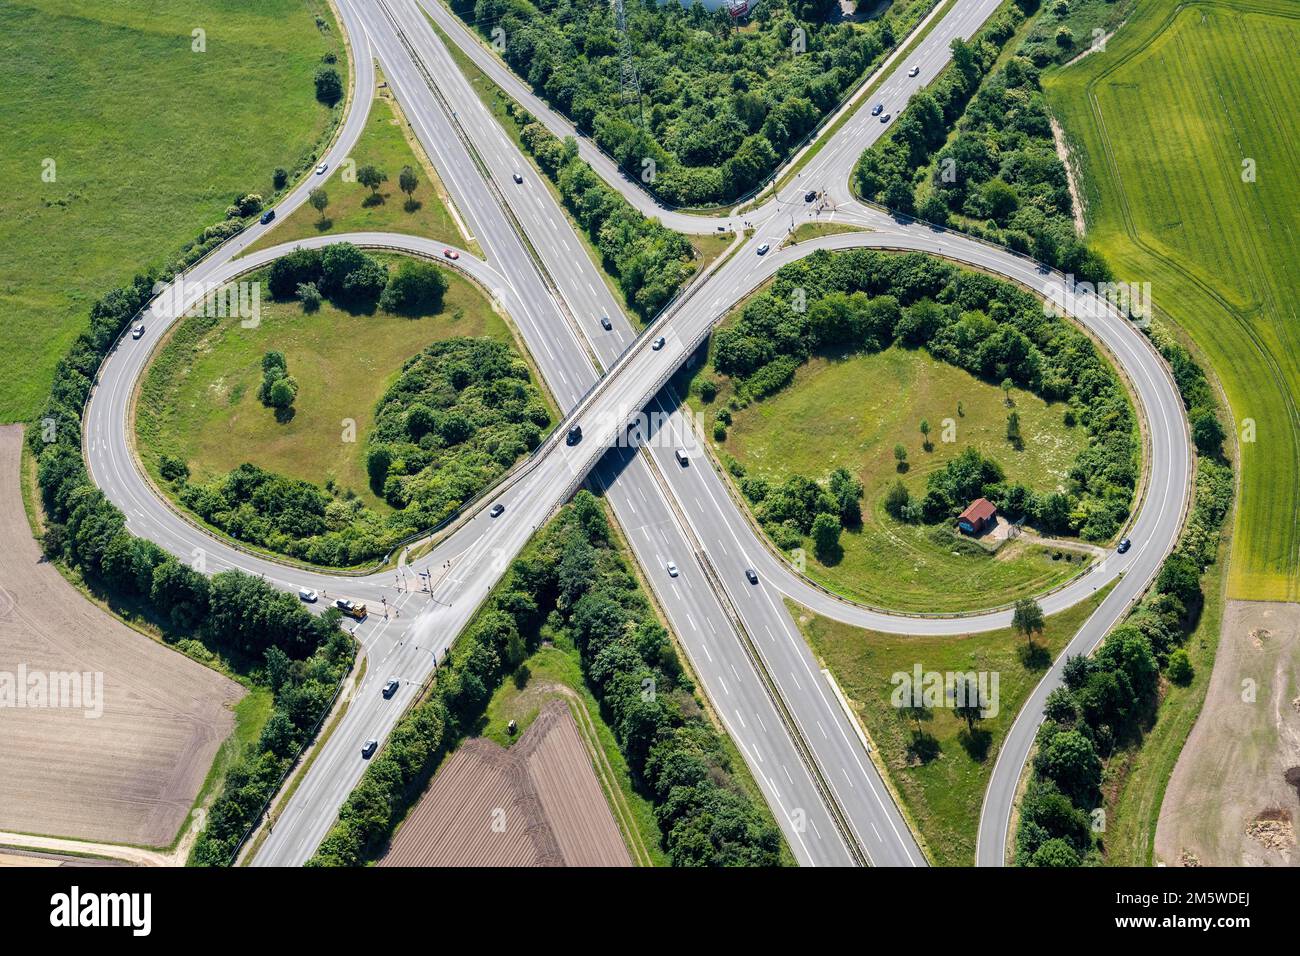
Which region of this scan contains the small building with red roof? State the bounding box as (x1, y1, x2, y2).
(956, 497, 997, 536)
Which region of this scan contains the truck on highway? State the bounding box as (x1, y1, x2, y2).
(334, 598, 367, 620)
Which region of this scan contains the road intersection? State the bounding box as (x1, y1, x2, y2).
(80, 0, 1191, 867)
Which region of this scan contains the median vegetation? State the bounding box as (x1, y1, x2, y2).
(1014, 335, 1232, 867)
(854, 0, 1112, 282)
(310, 492, 782, 867)
(453, 0, 935, 206)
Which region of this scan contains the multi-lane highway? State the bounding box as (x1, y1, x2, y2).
(80, 0, 1191, 867)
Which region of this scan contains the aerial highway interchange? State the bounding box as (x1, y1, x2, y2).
(76, 0, 1193, 869)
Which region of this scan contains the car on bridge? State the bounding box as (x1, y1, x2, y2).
(566, 424, 582, 445)
(652, 335, 665, 350)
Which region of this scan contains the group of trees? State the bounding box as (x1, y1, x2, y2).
(854, 0, 1112, 283)
(266, 242, 390, 310)
(30, 268, 355, 867)
(458, 0, 903, 206)
(709, 248, 1138, 540)
(174, 337, 548, 568)
(735, 465, 863, 562)
(1015, 343, 1232, 867)
(310, 492, 782, 866)
(518, 118, 696, 317)
(258, 351, 298, 414)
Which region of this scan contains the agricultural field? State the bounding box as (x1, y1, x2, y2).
(0, 426, 243, 847)
(379, 700, 634, 867)
(135, 255, 519, 513)
(1047, 0, 1300, 600)
(0, 0, 345, 422)
(1155, 599, 1300, 866)
(244, 70, 467, 255)
(792, 582, 1114, 866)
(707, 345, 1094, 612)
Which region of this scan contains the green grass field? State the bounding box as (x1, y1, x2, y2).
(1046, 0, 1300, 601)
(0, 0, 345, 422)
(135, 256, 522, 512)
(792, 582, 1114, 866)
(245, 73, 468, 256)
(710, 345, 1093, 612)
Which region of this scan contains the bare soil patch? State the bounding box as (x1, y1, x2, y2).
(1156, 599, 1300, 866)
(379, 700, 631, 867)
(0, 426, 241, 847)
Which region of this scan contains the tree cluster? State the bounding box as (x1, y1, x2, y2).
(1015, 339, 1233, 867)
(854, 1, 1111, 283)
(460, 0, 900, 205)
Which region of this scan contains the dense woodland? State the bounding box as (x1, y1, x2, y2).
(1015, 332, 1231, 866)
(31, 271, 356, 867)
(311, 492, 783, 867)
(707, 248, 1139, 542)
(457, 0, 920, 205)
(166, 250, 548, 568)
(854, 0, 1112, 283)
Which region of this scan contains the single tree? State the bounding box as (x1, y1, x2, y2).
(1012, 597, 1046, 648)
(309, 188, 329, 223)
(1001, 377, 1014, 406)
(920, 418, 931, 450)
(952, 674, 986, 732)
(357, 164, 387, 198)
(398, 165, 419, 209)
(893, 443, 908, 471)
(1007, 410, 1022, 447)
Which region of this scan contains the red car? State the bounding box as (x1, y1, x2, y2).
(442, 248, 459, 260)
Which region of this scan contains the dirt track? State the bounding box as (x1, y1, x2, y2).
(0, 426, 241, 847)
(1157, 599, 1300, 866)
(380, 700, 631, 867)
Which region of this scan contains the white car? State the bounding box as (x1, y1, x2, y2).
(298, 587, 318, 603)
(315, 162, 328, 175)
(131, 324, 145, 340)
(756, 243, 770, 255)
(675, 448, 689, 466)
(652, 336, 666, 350)
(666, 561, 679, 578)
(908, 66, 920, 78)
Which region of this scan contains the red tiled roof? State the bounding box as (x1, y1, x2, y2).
(958, 497, 997, 524)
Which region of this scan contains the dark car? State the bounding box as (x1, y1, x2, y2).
(871, 103, 884, 116)
(259, 209, 275, 225)
(361, 739, 378, 759)
(1117, 538, 1132, 554)
(745, 568, 758, 585)
(880, 113, 892, 124)
(512, 172, 523, 184)
(804, 189, 817, 202)
(600, 316, 612, 331)
(566, 424, 582, 445)
(489, 503, 505, 518)
(383, 678, 399, 699)
(652, 335, 665, 350)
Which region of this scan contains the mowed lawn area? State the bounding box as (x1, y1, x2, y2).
(135, 256, 520, 511)
(245, 71, 467, 255)
(1047, 0, 1300, 600)
(0, 0, 345, 422)
(714, 345, 1093, 612)
(792, 583, 1114, 866)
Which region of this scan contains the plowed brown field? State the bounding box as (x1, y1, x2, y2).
(0, 426, 242, 847)
(380, 700, 631, 866)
